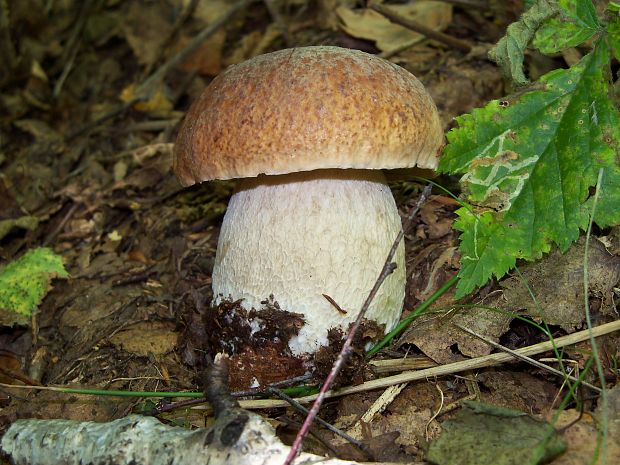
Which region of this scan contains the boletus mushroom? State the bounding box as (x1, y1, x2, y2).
(174, 46, 442, 368)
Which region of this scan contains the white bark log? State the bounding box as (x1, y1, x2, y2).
(1, 409, 362, 465)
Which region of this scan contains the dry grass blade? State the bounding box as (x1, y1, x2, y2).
(452, 322, 602, 393)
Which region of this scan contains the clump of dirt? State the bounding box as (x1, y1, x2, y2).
(313, 320, 384, 387)
(204, 298, 305, 355)
(202, 299, 385, 389)
(203, 299, 306, 389)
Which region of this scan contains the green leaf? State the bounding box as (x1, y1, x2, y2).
(608, 16, 620, 60)
(439, 40, 620, 297)
(0, 248, 69, 318)
(427, 401, 566, 465)
(489, 0, 560, 85)
(533, 0, 600, 54)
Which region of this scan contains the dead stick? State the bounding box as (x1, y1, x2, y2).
(283, 185, 434, 464)
(452, 323, 602, 393)
(370, 3, 472, 53)
(67, 0, 251, 140)
(266, 387, 371, 458)
(440, 0, 488, 9)
(137, 0, 252, 99)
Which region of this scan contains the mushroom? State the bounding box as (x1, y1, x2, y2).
(174, 46, 442, 357)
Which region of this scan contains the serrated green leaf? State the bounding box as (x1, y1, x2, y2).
(440, 41, 620, 297)
(489, 0, 560, 85)
(533, 0, 600, 53)
(533, 19, 597, 53)
(558, 0, 599, 28)
(590, 68, 620, 226)
(608, 17, 620, 60)
(0, 248, 69, 317)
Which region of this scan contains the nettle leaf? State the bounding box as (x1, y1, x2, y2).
(533, 0, 601, 54)
(608, 16, 620, 60)
(439, 41, 620, 297)
(0, 248, 69, 318)
(489, 0, 560, 85)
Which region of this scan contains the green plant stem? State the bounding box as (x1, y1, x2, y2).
(366, 274, 459, 358)
(584, 168, 607, 465)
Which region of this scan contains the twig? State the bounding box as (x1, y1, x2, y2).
(53, 0, 101, 97)
(262, 0, 292, 47)
(43, 202, 79, 246)
(144, 0, 200, 76)
(425, 383, 444, 441)
(0, 0, 17, 79)
(370, 3, 472, 53)
(368, 356, 436, 375)
(156, 374, 312, 414)
(266, 386, 372, 459)
(67, 101, 134, 140)
(136, 0, 252, 100)
(323, 293, 347, 314)
(452, 323, 602, 393)
(283, 185, 434, 464)
(439, 0, 488, 9)
(66, 0, 251, 140)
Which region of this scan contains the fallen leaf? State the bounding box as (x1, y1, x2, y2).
(399, 296, 512, 364)
(13, 119, 61, 143)
(549, 385, 620, 465)
(109, 321, 178, 356)
(122, 1, 173, 66)
(501, 237, 620, 330)
(337, 2, 452, 55)
(427, 401, 566, 465)
(477, 371, 558, 415)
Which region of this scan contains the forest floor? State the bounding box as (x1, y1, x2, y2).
(0, 1, 618, 464)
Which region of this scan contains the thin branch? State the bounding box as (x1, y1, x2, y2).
(266, 386, 372, 459)
(144, 0, 201, 76)
(283, 185, 434, 464)
(136, 0, 252, 100)
(53, 0, 101, 97)
(370, 3, 472, 53)
(440, 0, 489, 9)
(452, 323, 602, 393)
(66, 0, 251, 140)
(0, 0, 17, 78)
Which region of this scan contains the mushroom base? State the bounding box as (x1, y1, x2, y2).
(205, 299, 384, 390)
(212, 169, 405, 355)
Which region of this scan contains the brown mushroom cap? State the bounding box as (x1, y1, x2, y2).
(174, 46, 443, 186)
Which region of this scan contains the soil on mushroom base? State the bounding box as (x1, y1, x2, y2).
(205, 298, 385, 390)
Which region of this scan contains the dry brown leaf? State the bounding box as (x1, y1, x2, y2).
(122, 1, 173, 66)
(550, 386, 620, 465)
(501, 237, 620, 330)
(399, 296, 511, 364)
(477, 371, 558, 415)
(336, 2, 452, 55)
(109, 321, 178, 356)
(175, 30, 227, 76)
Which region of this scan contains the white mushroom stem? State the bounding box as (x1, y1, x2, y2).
(212, 169, 405, 355)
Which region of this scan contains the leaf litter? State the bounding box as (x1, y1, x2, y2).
(0, 1, 618, 464)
